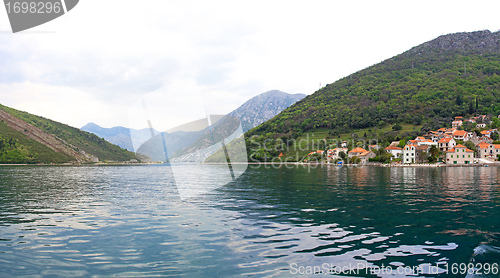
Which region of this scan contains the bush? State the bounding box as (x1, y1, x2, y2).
(392, 124, 403, 131)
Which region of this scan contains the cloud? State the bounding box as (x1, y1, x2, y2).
(0, 0, 500, 128)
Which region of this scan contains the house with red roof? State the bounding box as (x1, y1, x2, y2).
(480, 130, 492, 137)
(452, 119, 463, 129)
(452, 130, 468, 141)
(446, 144, 474, 165)
(479, 136, 493, 144)
(476, 142, 500, 159)
(438, 137, 456, 152)
(326, 148, 348, 161)
(348, 147, 368, 158)
(417, 139, 437, 147)
(358, 151, 376, 164)
(385, 145, 402, 159)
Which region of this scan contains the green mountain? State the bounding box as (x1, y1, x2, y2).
(243, 30, 500, 161)
(0, 104, 144, 164)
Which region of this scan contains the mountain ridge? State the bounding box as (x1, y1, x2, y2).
(82, 90, 306, 161)
(243, 30, 500, 161)
(228, 90, 306, 132)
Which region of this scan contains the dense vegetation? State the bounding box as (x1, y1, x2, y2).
(0, 121, 72, 163)
(0, 104, 139, 163)
(242, 30, 500, 161)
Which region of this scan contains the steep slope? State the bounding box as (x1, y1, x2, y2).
(0, 104, 142, 164)
(82, 90, 305, 162)
(247, 30, 500, 146)
(168, 90, 305, 162)
(229, 90, 306, 132)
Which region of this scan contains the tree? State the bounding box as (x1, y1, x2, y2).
(339, 151, 347, 160)
(456, 95, 463, 106)
(398, 140, 406, 148)
(492, 117, 500, 129)
(491, 131, 499, 141)
(469, 101, 474, 115)
(350, 156, 361, 164)
(474, 129, 482, 136)
(392, 124, 403, 131)
(429, 145, 439, 157)
(464, 140, 478, 156)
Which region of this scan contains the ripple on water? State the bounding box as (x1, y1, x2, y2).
(0, 165, 499, 277)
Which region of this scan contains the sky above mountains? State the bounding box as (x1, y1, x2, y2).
(0, 0, 499, 130)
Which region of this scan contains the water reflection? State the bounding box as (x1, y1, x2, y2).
(214, 165, 500, 277)
(0, 165, 499, 277)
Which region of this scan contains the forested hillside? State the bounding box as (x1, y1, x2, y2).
(249, 31, 500, 138)
(0, 104, 142, 164)
(241, 30, 500, 161)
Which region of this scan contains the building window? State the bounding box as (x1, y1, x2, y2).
(454, 161, 457, 164)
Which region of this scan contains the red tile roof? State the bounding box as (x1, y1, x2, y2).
(348, 147, 367, 153)
(447, 144, 474, 153)
(477, 142, 490, 149)
(438, 137, 453, 143)
(452, 130, 467, 136)
(385, 146, 402, 150)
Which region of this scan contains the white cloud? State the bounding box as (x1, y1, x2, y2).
(0, 0, 499, 128)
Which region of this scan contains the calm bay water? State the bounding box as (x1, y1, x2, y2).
(0, 165, 499, 277)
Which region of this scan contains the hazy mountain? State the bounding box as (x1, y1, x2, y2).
(230, 90, 306, 132)
(81, 123, 158, 152)
(82, 90, 305, 162)
(167, 90, 306, 162)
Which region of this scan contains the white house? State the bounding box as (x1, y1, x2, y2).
(385, 145, 402, 159)
(326, 148, 348, 161)
(403, 144, 416, 164)
(438, 137, 456, 152)
(417, 139, 437, 147)
(452, 130, 468, 141)
(452, 120, 463, 129)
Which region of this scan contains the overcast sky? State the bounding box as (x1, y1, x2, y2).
(0, 0, 499, 130)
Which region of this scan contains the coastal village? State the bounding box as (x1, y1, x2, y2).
(308, 115, 500, 165)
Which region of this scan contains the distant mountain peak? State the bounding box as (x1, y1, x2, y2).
(229, 90, 306, 132)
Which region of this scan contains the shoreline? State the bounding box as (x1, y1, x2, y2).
(1, 162, 498, 167)
(208, 162, 500, 167)
(0, 162, 160, 167)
